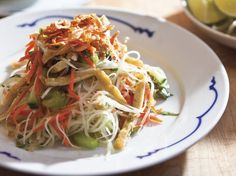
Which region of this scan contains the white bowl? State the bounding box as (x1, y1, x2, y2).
(181, 0, 236, 49)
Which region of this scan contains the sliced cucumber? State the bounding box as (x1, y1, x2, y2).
(42, 90, 68, 110)
(71, 132, 99, 149)
(27, 89, 39, 109)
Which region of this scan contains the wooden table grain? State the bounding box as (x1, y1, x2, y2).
(1, 0, 236, 175)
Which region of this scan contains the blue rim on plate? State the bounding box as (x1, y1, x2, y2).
(0, 8, 229, 175)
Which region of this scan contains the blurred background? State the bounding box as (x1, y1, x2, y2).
(0, 0, 182, 17)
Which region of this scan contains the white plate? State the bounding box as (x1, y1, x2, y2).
(0, 8, 229, 175)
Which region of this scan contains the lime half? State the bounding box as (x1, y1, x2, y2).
(188, 0, 226, 24)
(214, 0, 236, 17)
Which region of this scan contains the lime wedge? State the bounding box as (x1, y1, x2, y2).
(188, 0, 226, 24)
(214, 0, 236, 17)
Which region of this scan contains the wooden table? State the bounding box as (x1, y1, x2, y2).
(1, 0, 236, 175)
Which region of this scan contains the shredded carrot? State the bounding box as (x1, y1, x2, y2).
(124, 92, 134, 106)
(88, 46, 96, 54)
(33, 111, 71, 146)
(148, 115, 162, 124)
(27, 58, 37, 82)
(19, 54, 31, 62)
(19, 117, 35, 132)
(35, 49, 43, 66)
(35, 51, 43, 97)
(110, 31, 119, 44)
(54, 124, 70, 146)
(68, 69, 80, 100)
(34, 76, 41, 97)
(9, 104, 29, 124)
(32, 121, 46, 133)
(34, 110, 44, 118)
(136, 108, 151, 126)
(50, 111, 70, 124)
(83, 56, 95, 67)
(25, 40, 35, 56)
(52, 112, 71, 146)
(27, 49, 42, 83)
(8, 89, 29, 117)
(33, 111, 70, 133)
(69, 39, 85, 47)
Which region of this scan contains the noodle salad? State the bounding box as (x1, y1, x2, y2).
(0, 14, 175, 152)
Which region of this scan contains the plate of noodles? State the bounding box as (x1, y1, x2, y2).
(0, 8, 229, 175)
